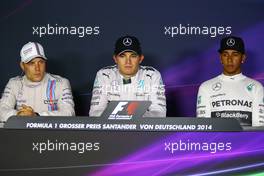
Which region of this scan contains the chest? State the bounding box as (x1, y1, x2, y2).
(15, 82, 59, 111)
(107, 79, 151, 100)
(208, 81, 255, 107)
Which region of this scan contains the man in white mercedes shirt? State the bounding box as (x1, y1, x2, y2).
(89, 35, 166, 117)
(0, 42, 75, 126)
(196, 36, 264, 126)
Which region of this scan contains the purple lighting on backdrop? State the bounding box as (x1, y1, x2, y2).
(163, 22, 264, 117)
(88, 132, 264, 176)
(163, 22, 264, 86)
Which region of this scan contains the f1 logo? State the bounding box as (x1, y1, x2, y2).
(111, 102, 128, 115)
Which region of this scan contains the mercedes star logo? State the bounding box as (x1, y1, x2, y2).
(123, 37, 132, 46)
(212, 82, 222, 91)
(226, 38, 235, 46)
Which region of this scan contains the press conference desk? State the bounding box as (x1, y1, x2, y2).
(0, 117, 264, 176)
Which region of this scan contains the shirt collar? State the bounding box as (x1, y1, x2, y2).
(219, 73, 245, 81)
(120, 69, 140, 84)
(23, 73, 47, 87)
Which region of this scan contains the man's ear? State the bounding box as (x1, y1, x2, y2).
(241, 54, 246, 63)
(139, 55, 144, 64)
(20, 62, 25, 72)
(113, 55, 117, 64)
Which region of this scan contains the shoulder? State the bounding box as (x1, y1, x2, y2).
(140, 66, 161, 77)
(47, 73, 70, 84)
(96, 65, 118, 78)
(199, 75, 220, 90)
(101, 65, 117, 71)
(1, 76, 23, 95)
(244, 76, 262, 85)
(9, 76, 23, 82)
(140, 66, 159, 72)
(243, 76, 263, 90)
(7, 76, 23, 85)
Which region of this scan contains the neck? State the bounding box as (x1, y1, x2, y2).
(223, 70, 242, 76)
(223, 72, 242, 76)
(120, 71, 137, 79)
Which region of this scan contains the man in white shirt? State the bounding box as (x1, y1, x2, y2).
(89, 35, 166, 117)
(0, 42, 75, 126)
(196, 36, 264, 126)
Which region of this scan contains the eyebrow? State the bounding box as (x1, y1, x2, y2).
(222, 51, 240, 54)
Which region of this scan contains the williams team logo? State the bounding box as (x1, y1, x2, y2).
(108, 101, 139, 120)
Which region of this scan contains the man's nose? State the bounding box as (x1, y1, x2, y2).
(227, 55, 233, 63)
(35, 63, 40, 71)
(125, 57, 131, 64)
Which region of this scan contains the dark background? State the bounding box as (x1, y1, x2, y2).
(1, 0, 264, 116)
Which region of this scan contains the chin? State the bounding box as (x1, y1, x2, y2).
(32, 77, 43, 82)
(125, 72, 135, 76)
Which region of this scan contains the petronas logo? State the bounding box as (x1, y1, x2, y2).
(94, 78, 98, 86)
(138, 80, 145, 89)
(247, 83, 254, 92)
(197, 96, 201, 105)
